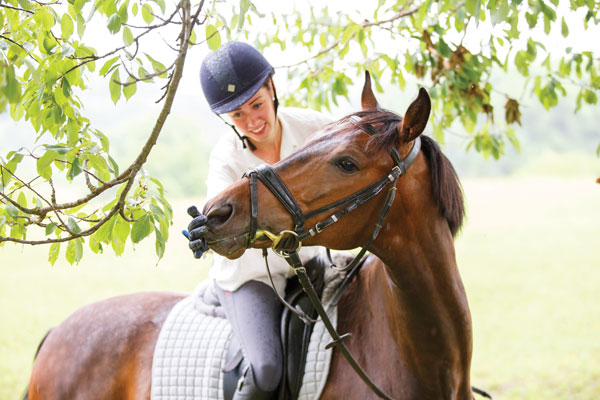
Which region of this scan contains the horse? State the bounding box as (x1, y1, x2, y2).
(25, 72, 475, 400)
(199, 73, 473, 399)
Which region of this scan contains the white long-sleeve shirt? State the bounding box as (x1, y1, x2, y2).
(204, 107, 334, 294)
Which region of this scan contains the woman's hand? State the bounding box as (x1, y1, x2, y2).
(183, 205, 209, 259)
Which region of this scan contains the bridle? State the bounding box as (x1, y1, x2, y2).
(241, 116, 421, 400)
(243, 117, 421, 264)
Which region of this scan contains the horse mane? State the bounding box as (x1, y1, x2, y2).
(335, 109, 465, 237)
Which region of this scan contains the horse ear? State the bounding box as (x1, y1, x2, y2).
(361, 71, 379, 110)
(398, 88, 431, 142)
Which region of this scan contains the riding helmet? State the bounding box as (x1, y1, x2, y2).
(200, 41, 275, 114)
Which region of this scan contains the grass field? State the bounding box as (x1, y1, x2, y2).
(1, 176, 599, 399)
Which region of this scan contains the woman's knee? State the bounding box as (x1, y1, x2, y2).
(252, 360, 282, 392)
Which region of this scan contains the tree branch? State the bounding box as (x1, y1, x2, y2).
(279, 5, 420, 69)
(0, 4, 34, 14)
(0, 0, 197, 246)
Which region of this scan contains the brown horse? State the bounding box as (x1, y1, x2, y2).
(26, 74, 474, 400)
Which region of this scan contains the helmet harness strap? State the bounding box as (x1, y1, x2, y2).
(217, 114, 257, 151)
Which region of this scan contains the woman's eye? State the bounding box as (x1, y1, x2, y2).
(337, 159, 358, 173)
(253, 102, 263, 109)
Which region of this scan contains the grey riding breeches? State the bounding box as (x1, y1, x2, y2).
(216, 280, 283, 393)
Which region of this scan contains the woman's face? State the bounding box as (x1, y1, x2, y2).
(226, 85, 277, 146)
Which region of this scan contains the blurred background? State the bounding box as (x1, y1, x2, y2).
(1, 5, 599, 399)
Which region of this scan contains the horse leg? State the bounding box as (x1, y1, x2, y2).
(27, 292, 184, 400)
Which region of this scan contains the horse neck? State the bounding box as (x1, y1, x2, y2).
(360, 204, 473, 398)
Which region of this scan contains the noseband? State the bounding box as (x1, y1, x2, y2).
(241, 117, 421, 400)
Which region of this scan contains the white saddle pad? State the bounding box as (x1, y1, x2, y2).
(151, 268, 344, 400)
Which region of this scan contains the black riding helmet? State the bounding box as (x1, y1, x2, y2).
(200, 41, 279, 149)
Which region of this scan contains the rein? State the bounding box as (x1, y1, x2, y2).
(241, 118, 421, 400)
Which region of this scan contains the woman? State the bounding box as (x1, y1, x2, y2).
(188, 41, 332, 399)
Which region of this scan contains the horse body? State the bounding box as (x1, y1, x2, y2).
(27, 292, 183, 399)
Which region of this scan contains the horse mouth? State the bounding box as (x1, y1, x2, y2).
(206, 233, 248, 259)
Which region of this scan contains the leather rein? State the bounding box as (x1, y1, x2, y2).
(241, 117, 421, 400)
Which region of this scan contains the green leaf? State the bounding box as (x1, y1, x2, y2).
(49, 242, 60, 266)
(107, 13, 122, 34)
(131, 214, 153, 243)
(561, 17, 569, 38)
(145, 54, 166, 77)
(45, 223, 57, 236)
(87, 154, 111, 181)
(109, 69, 121, 104)
(123, 80, 137, 100)
(67, 157, 83, 180)
(205, 24, 221, 50)
(61, 14, 74, 39)
(6, 203, 19, 217)
(583, 89, 597, 104)
(65, 238, 83, 264)
(89, 234, 103, 253)
(123, 26, 134, 46)
(132, 2, 138, 16)
(37, 150, 58, 180)
(118, 1, 129, 23)
(44, 144, 71, 155)
(3, 65, 22, 104)
(4, 153, 23, 184)
(437, 38, 452, 58)
(95, 214, 117, 243)
(108, 155, 120, 176)
(155, 228, 165, 259)
(99, 56, 120, 76)
(111, 216, 130, 256)
(17, 192, 27, 209)
(75, 238, 84, 263)
(238, 0, 251, 31)
(525, 12, 538, 28)
(38, 7, 55, 30)
(142, 4, 154, 23)
(67, 217, 82, 234)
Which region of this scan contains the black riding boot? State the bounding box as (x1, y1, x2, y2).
(233, 363, 275, 400)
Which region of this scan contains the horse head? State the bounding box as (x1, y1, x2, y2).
(202, 71, 457, 261)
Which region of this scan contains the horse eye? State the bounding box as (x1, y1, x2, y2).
(336, 159, 359, 173)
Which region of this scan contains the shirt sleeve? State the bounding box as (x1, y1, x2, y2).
(204, 140, 239, 202)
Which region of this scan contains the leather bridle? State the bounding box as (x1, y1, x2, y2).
(240, 116, 421, 400)
(243, 117, 421, 263)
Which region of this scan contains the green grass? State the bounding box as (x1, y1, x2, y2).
(457, 177, 600, 399)
(1, 178, 599, 399)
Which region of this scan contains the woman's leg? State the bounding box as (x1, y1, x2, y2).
(217, 280, 283, 397)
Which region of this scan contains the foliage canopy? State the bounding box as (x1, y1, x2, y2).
(0, 0, 598, 264)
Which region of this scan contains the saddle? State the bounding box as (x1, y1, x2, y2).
(221, 254, 359, 400)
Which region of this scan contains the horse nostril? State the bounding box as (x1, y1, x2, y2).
(207, 204, 233, 227)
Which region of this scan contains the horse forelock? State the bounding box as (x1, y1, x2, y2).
(332, 109, 465, 237)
